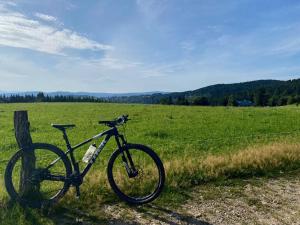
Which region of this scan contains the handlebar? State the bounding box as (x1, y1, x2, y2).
(99, 115, 129, 127)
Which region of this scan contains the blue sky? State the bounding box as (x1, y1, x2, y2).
(0, 0, 300, 92)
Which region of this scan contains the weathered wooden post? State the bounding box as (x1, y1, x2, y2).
(14, 111, 37, 196)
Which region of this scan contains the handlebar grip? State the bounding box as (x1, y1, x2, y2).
(99, 115, 130, 127)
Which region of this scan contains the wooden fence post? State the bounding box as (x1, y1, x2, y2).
(14, 111, 37, 197)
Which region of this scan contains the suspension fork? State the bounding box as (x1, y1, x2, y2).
(115, 135, 138, 177)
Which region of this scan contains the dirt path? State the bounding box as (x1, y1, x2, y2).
(185, 176, 300, 225)
(55, 174, 300, 225)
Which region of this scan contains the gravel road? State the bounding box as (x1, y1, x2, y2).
(55, 173, 300, 225)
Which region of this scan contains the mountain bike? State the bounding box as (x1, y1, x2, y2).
(5, 115, 165, 208)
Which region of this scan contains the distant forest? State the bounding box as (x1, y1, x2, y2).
(0, 92, 106, 103)
(108, 79, 300, 106)
(2, 79, 300, 106)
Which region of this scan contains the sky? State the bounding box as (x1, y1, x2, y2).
(0, 0, 300, 93)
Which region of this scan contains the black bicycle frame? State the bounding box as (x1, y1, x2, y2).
(48, 126, 128, 182)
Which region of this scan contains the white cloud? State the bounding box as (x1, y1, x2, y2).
(4, 1, 17, 7)
(35, 13, 57, 22)
(0, 4, 113, 55)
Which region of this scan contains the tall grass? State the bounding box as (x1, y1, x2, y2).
(166, 142, 300, 188)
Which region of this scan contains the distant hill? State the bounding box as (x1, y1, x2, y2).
(107, 79, 300, 106)
(183, 80, 284, 98)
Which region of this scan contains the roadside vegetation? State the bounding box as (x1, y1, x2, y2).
(0, 103, 300, 224)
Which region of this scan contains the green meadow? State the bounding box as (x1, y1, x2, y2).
(0, 103, 300, 224)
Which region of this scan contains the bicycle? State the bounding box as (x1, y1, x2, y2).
(5, 115, 165, 208)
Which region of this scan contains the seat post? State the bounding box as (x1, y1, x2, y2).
(61, 129, 79, 175)
(61, 129, 71, 150)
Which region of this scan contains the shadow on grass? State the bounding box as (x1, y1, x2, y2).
(49, 206, 140, 225)
(1, 184, 213, 225)
(48, 203, 213, 225)
(0, 201, 49, 225)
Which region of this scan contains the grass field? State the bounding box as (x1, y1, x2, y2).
(1, 103, 300, 224)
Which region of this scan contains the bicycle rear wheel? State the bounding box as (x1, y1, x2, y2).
(107, 144, 165, 204)
(5, 143, 72, 208)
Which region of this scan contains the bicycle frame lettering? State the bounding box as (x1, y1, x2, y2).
(89, 137, 108, 164)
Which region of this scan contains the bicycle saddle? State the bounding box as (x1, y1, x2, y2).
(51, 124, 76, 130)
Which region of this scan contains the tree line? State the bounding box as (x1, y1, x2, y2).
(2, 79, 300, 106)
(108, 79, 300, 106)
(158, 91, 300, 106)
(0, 92, 106, 103)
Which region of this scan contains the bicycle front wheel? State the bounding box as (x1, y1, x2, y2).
(5, 143, 72, 208)
(107, 144, 165, 204)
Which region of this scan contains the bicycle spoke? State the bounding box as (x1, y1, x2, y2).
(112, 148, 160, 199)
(6, 144, 70, 208)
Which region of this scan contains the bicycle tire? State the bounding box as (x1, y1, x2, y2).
(107, 143, 165, 204)
(5, 143, 72, 208)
